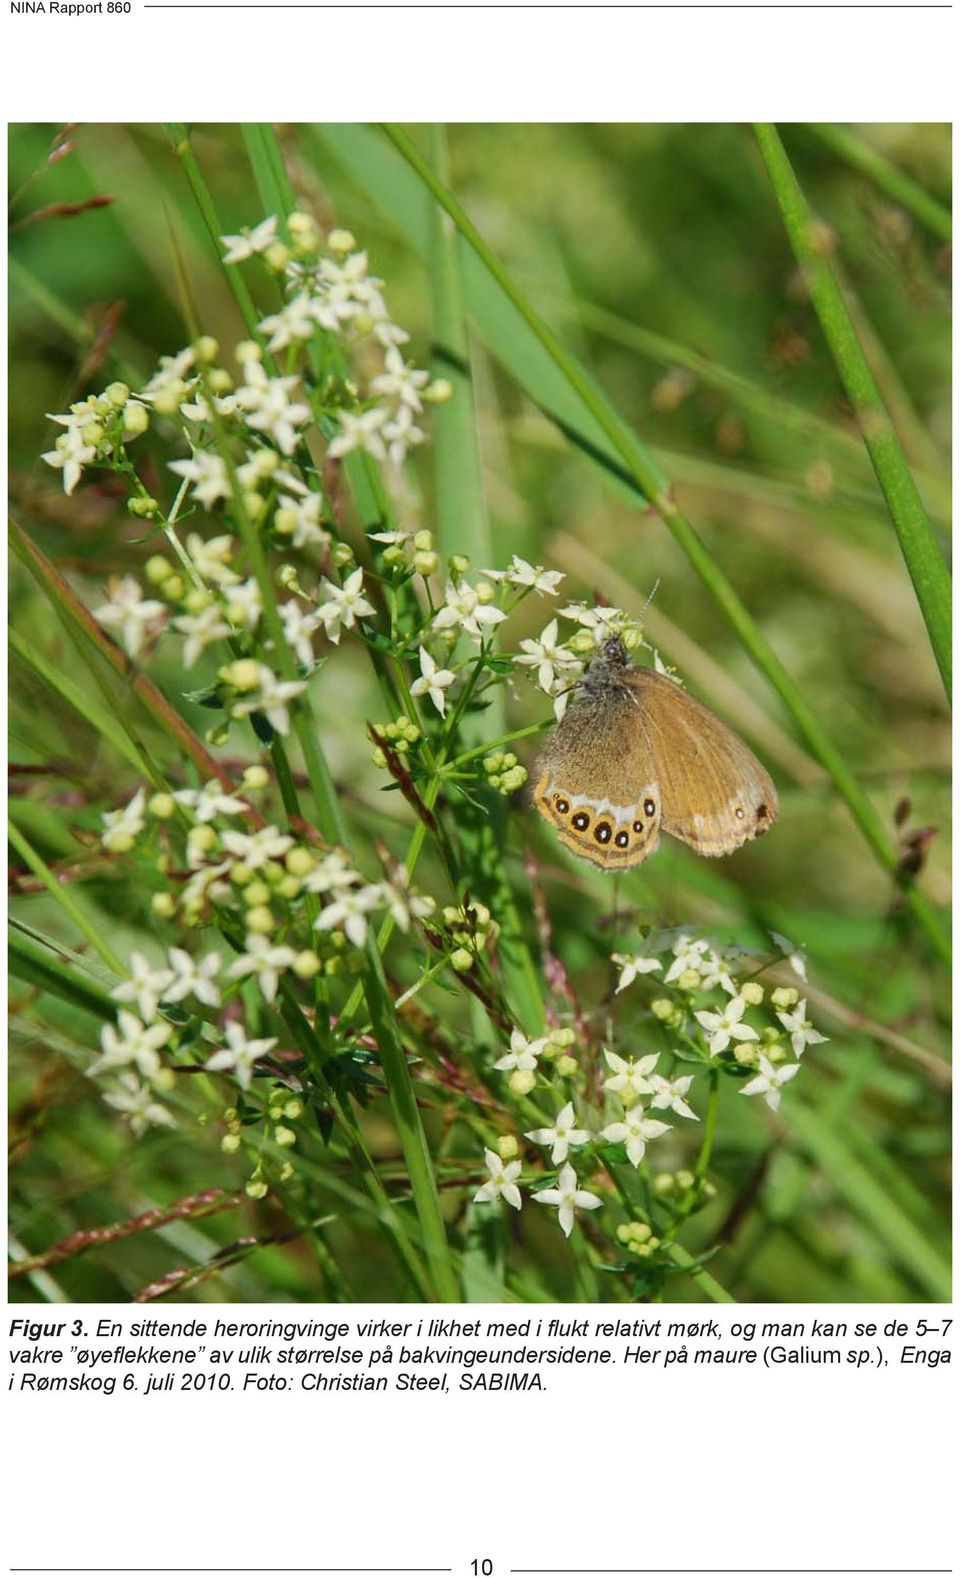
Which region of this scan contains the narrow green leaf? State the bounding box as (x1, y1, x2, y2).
(754, 124, 951, 702)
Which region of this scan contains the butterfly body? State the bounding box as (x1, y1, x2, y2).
(534, 637, 777, 871)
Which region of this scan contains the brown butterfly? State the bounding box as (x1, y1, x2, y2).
(533, 636, 778, 871)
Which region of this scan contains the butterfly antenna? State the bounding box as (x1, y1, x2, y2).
(639, 578, 660, 622)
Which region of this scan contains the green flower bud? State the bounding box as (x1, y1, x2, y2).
(241, 765, 269, 790)
(497, 1134, 519, 1160)
(293, 949, 321, 979)
(424, 378, 453, 403)
(741, 981, 764, 1005)
(245, 1177, 269, 1200)
(244, 881, 272, 907)
(148, 792, 176, 819)
(104, 382, 130, 407)
(246, 905, 274, 934)
(508, 1069, 536, 1096)
(151, 892, 176, 918)
(193, 335, 219, 364)
(771, 986, 799, 1010)
(414, 550, 439, 576)
(450, 947, 474, 973)
(221, 1133, 242, 1154)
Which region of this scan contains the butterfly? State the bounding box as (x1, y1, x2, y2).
(533, 636, 778, 870)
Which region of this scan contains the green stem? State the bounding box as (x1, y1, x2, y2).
(805, 123, 952, 244)
(754, 124, 951, 702)
(8, 821, 125, 976)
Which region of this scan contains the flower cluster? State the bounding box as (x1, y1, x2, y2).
(472, 926, 828, 1246)
(89, 765, 437, 1190)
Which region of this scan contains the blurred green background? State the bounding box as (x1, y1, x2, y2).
(8, 123, 951, 1302)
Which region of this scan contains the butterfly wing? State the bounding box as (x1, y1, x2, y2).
(534, 683, 663, 870)
(628, 668, 778, 855)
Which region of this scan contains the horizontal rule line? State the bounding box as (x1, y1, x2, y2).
(141, 5, 954, 10)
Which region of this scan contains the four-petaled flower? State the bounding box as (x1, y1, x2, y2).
(740, 1054, 801, 1111)
(327, 407, 388, 462)
(776, 999, 828, 1057)
(494, 1029, 547, 1073)
(315, 884, 384, 948)
(103, 1074, 176, 1137)
(432, 581, 507, 645)
(228, 665, 306, 736)
(206, 1022, 278, 1090)
(532, 1163, 602, 1238)
(612, 951, 662, 993)
(110, 952, 175, 1022)
(525, 1102, 591, 1165)
(410, 647, 456, 716)
(601, 1105, 671, 1168)
(664, 933, 710, 983)
(515, 619, 580, 692)
(221, 825, 293, 868)
(101, 788, 147, 852)
(220, 215, 278, 264)
(473, 1148, 522, 1210)
(484, 556, 565, 596)
(94, 577, 166, 658)
(648, 1073, 698, 1121)
(227, 933, 297, 1003)
(169, 451, 231, 509)
(234, 361, 310, 456)
(163, 948, 222, 1008)
(91, 1011, 172, 1081)
(174, 780, 248, 823)
(695, 994, 759, 1057)
(315, 568, 376, 645)
(603, 1049, 658, 1107)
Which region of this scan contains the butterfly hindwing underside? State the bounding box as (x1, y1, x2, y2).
(534, 644, 778, 872)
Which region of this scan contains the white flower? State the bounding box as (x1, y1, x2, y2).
(648, 1073, 698, 1121)
(221, 824, 293, 868)
(205, 1021, 278, 1090)
(776, 999, 828, 1057)
(315, 568, 376, 644)
(279, 599, 323, 666)
(259, 292, 317, 351)
(382, 405, 427, 468)
(186, 532, 240, 588)
(484, 556, 565, 596)
(432, 581, 506, 645)
(370, 347, 430, 412)
(174, 780, 248, 823)
(315, 884, 384, 948)
(473, 1148, 522, 1210)
(101, 787, 147, 851)
(103, 1075, 176, 1137)
(234, 361, 310, 456)
(227, 933, 297, 1003)
(532, 1163, 602, 1238)
(174, 603, 231, 668)
(558, 601, 625, 641)
(740, 1054, 801, 1111)
(42, 424, 97, 494)
(603, 1049, 658, 1107)
(494, 1029, 547, 1073)
(612, 951, 662, 993)
(601, 1105, 672, 1168)
(94, 576, 166, 658)
(525, 1102, 591, 1165)
(410, 647, 456, 716)
(225, 577, 262, 631)
(141, 346, 196, 400)
(90, 1010, 172, 1080)
(771, 931, 808, 980)
(228, 664, 306, 735)
(699, 949, 738, 996)
(664, 933, 710, 984)
(163, 948, 222, 1008)
(516, 619, 580, 691)
(110, 952, 175, 1022)
(327, 407, 388, 462)
(276, 491, 330, 550)
(695, 994, 759, 1057)
(380, 867, 435, 931)
(169, 451, 231, 509)
(220, 215, 278, 264)
(303, 849, 362, 895)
